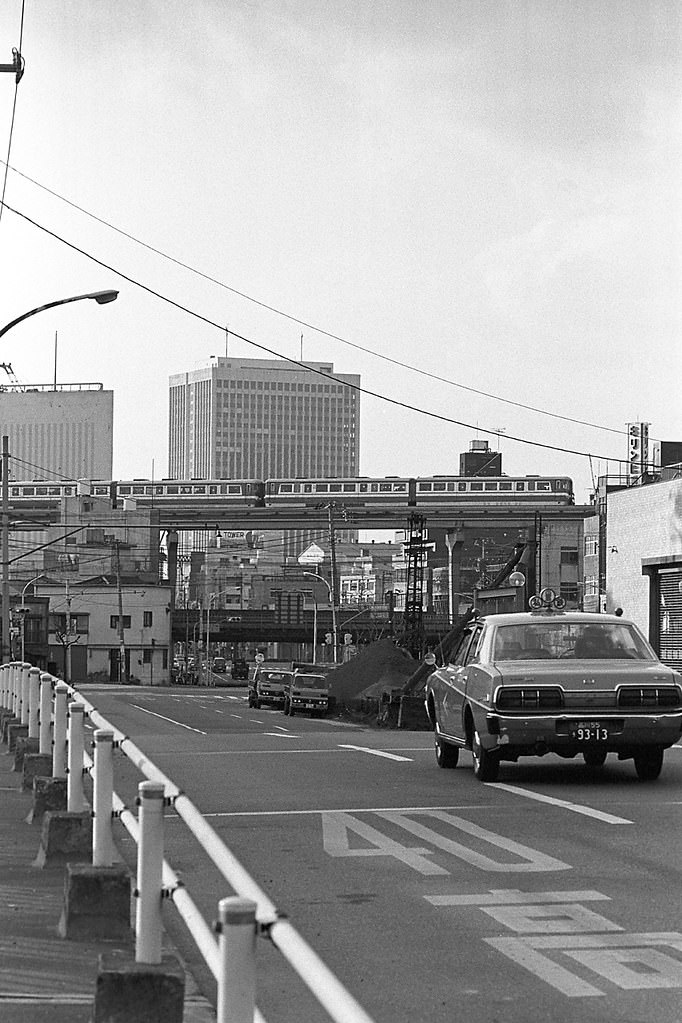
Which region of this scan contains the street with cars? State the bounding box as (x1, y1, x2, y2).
(80, 680, 682, 1023)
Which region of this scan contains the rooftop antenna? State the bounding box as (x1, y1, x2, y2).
(53, 331, 57, 389)
(300, 333, 304, 362)
(225, 326, 229, 358)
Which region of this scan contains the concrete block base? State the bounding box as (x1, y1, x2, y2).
(93, 950, 185, 1023)
(22, 752, 52, 792)
(33, 809, 92, 868)
(7, 721, 29, 750)
(0, 707, 16, 739)
(58, 862, 132, 942)
(14, 734, 39, 772)
(2, 715, 20, 744)
(26, 775, 67, 823)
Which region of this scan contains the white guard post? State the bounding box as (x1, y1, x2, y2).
(11, 662, 19, 717)
(39, 673, 53, 755)
(52, 683, 69, 780)
(217, 897, 257, 1023)
(135, 780, 165, 965)
(19, 663, 30, 725)
(27, 667, 40, 739)
(67, 703, 86, 812)
(93, 729, 114, 867)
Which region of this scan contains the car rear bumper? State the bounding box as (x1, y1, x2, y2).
(486, 711, 682, 754)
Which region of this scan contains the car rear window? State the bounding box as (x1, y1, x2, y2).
(492, 622, 655, 661)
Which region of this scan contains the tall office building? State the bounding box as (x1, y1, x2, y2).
(169, 357, 360, 479)
(0, 383, 114, 480)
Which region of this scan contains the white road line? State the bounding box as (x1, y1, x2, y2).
(129, 704, 207, 735)
(490, 783, 633, 824)
(200, 804, 491, 818)
(263, 732, 300, 738)
(338, 744, 413, 762)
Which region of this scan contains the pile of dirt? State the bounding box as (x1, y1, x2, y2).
(327, 638, 417, 706)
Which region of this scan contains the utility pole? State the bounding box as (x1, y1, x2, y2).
(114, 540, 127, 682)
(328, 503, 339, 663)
(1, 436, 10, 664)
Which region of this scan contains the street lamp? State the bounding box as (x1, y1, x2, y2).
(0, 290, 119, 340)
(290, 588, 318, 664)
(301, 571, 336, 663)
(16, 573, 45, 662)
(0, 289, 119, 663)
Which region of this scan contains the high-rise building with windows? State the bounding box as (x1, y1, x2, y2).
(168, 357, 360, 479)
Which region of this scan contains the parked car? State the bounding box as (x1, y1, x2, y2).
(230, 659, 249, 681)
(248, 668, 293, 708)
(425, 588, 682, 782)
(212, 656, 227, 673)
(283, 671, 329, 717)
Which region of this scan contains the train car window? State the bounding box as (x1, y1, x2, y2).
(471, 482, 483, 491)
(10, 487, 19, 497)
(166, 486, 178, 494)
(359, 483, 368, 492)
(154, 486, 164, 495)
(35, 487, 47, 496)
(329, 484, 342, 493)
(343, 483, 356, 492)
(433, 482, 446, 491)
(536, 481, 551, 491)
(419, 482, 432, 492)
(527, 481, 536, 491)
(303, 484, 313, 493)
(193, 486, 207, 495)
(457, 482, 467, 491)
(499, 481, 512, 491)
(394, 483, 407, 491)
(119, 486, 131, 496)
(370, 483, 379, 492)
(227, 485, 241, 494)
(280, 483, 294, 493)
(49, 486, 62, 496)
(515, 482, 525, 491)
(64, 487, 74, 496)
(23, 487, 35, 496)
(315, 484, 329, 493)
(180, 486, 191, 494)
(445, 482, 455, 491)
(379, 483, 393, 492)
(132, 486, 145, 495)
(484, 482, 497, 490)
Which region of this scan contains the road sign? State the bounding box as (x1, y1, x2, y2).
(255, 653, 264, 664)
(298, 543, 324, 565)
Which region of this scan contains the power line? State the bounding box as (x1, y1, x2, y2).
(0, 199, 628, 466)
(0, 162, 630, 440)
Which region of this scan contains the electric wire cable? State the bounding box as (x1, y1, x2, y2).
(0, 198, 629, 467)
(0, 159, 630, 440)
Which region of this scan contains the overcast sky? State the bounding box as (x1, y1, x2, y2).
(0, 0, 679, 504)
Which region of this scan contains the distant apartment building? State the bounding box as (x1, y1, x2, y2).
(0, 383, 113, 480)
(168, 357, 360, 479)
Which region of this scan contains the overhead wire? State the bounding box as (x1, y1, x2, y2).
(0, 3, 25, 228)
(0, 160, 628, 440)
(0, 199, 628, 467)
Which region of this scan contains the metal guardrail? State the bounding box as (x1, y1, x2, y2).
(0, 661, 376, 1023)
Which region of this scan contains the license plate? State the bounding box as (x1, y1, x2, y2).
(305, 703, 315, 709)
(570, 721, 609, 742)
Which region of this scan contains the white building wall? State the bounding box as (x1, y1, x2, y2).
(0, 387, 113, 479)
(605, 478, 682, 635)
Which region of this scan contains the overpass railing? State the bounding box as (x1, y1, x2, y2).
(0, 661, 376, 1023)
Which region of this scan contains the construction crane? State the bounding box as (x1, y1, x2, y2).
(0, 363, 24, 391)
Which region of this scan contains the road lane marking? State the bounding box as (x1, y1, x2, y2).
(427, 889, 610, 906)
(379, 811, 570, 873)
(489, 783, 633, 824)
(263, 732, 300, 738)
(129, 704, 207, 734)
(338, 744, 413, 762)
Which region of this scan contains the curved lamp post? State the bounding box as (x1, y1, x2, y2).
(301, 571, 336, 663)
(0, 289, 119, 341)
(0, 289, 119, 662)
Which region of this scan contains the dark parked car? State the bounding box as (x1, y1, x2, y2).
(230, 659, 249, 681)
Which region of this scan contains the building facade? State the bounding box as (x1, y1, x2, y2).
(0, 383, 113, 480)
(168, 357, 360, 479)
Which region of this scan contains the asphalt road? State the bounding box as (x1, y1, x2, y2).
(80, 684, 682, 1023)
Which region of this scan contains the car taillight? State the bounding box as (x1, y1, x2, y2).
(496, 686, 563, 711)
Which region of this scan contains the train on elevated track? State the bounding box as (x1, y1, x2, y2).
(8, 474, 574, 507)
